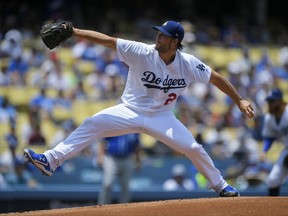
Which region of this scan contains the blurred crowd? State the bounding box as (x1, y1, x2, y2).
(1, 1, 288, 192)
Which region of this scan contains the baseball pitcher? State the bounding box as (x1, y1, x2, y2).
(24, 20, 255, 197)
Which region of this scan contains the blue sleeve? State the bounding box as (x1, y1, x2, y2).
(263, 137, 275, 152)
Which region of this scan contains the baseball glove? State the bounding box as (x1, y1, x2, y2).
(40, 21, 73, 50)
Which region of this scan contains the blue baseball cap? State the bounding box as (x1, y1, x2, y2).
(152, 21, 184, 42)
(266, 88, 283, 101)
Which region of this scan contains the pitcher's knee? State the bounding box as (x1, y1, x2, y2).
(82, 115, 106, 128)
(191, 142, 203, 149)
(181, 142, 204, 155)
(83, 116, 93, 124)
(81, 117, 96, 129)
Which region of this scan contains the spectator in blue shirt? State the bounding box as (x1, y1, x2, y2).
(5, 121, 18, 159)
(7, 55, 29, 86)
(0, 96, 17, 123)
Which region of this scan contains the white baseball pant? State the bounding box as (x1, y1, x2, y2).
(267, 148, 288, 188)
(44, 103, 228, 193)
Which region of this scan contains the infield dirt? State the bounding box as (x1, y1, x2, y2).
(2, 197, 288, 216)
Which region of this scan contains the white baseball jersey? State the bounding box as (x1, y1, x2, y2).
(262, 105, 288, 147)
(262, 105, 288, 188)
(117, 38, 212, 112)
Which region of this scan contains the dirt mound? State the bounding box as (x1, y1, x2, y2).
(3, 197, 288, 216)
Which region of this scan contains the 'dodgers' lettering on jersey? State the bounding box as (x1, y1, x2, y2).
(141, 71, 186, 93)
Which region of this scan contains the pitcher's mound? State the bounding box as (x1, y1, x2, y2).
(6, 197, 288, 216)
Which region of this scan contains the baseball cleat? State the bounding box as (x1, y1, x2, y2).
(24, 148, 53, 176)
(219, 185, 240, 197)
